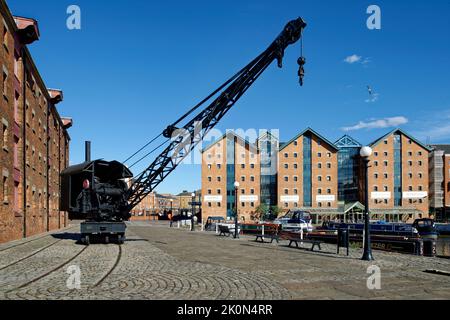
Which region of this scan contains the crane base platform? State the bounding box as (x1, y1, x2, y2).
(80, 221, 127, 245)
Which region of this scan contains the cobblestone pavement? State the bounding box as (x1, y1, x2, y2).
(0, 221, 449, 300)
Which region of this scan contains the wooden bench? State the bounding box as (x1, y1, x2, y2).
(286, 237, 323, 252)
(255, 234, 280, 244)
(218, 225, 232, 237)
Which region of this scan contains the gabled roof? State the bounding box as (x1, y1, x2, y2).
(369, 128, 432, 152)
(279, 128, 339, 152)
(256, 130, 279, 142)
(335, 135, 362, 148)
(344, 201, 365, 214)
(201, 131, 257, 154)
(430, 145, 450, 155)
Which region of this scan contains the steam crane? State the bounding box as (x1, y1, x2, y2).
(60, 18, 307, 245)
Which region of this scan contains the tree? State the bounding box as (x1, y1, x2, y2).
(270, 206, 283, 219)
(255, 204, 269, 221)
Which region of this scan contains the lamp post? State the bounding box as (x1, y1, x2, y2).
(234, 181, 240, 239)
(191, 192, 196, 232)
(360, 146, 374, 261)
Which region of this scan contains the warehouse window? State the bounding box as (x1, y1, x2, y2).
(241, 189, 245, 195)
(14, 182, 19, 212)
(250, 176, 255, 182)
(293, 189, 298, 195)
(14, 91, 19, 122)
(293, 176, 298, 182)
(2, 66, 7, 98)
(284, 189, 289, 195)
(14, 51, 19, 78)
(2, 176, 7, 204)
(318, 188, 322, 194)
(250, 189, 255, 195)
(2, 119, 8, 150)
(3, 24, 7, 48)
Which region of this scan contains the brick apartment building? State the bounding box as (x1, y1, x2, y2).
(201, 132, 261, 222)
(200, 128, 434, 224)
(130, 190, 202, 221)
(278, 128, 339, 214)
(0, 0, 72, 243)
(366, 129, 431, 222)
(429, 145, 450, 222)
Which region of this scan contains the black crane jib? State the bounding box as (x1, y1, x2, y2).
(126, 17, 307, 212)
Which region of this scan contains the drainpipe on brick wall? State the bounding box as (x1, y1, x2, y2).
(46, 102, 50, 232)
(58, 124, 61, 229)
(63, 137, 67, 227)
(21, 48, 27, 239)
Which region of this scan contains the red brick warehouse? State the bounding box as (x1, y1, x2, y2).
(0, 0, 72, 243)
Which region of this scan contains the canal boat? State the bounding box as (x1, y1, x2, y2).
(412, 219, 439, 240)
(319, 220, 419, 237)
(436, 224, 450, 236)
(319, 218, 438, 240)
(274, 210, 314, 233)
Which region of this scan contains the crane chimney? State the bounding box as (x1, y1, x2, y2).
(85, 141, 91, 162)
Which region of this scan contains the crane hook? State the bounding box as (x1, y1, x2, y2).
(298, 56, 306, 86)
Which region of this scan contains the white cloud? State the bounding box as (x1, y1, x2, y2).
(342, 116, 409, 132)
(344, 54, 362, 64)
(411, 110, 450, 143)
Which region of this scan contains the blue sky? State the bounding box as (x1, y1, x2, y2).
(9, 0, 450, 194)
